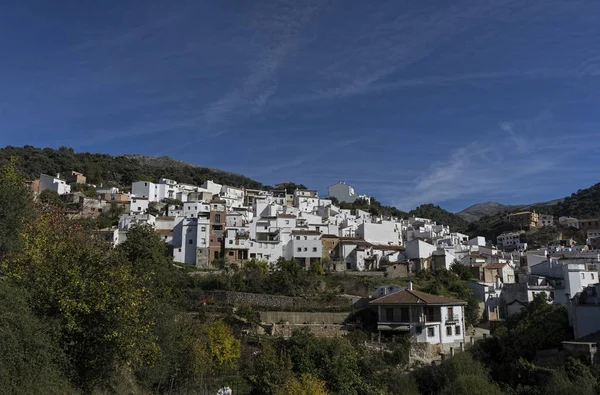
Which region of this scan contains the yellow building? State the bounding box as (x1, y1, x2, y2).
(508, 211, 539, 229)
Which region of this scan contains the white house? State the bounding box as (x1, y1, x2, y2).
(131, 181, 160, 202)
(118, 213, 156, 231)
(355, 221, 400, 246)
(404, 238, 437, 260)
(568, 283, 600, 339)
(201, 180, 223, 197)
(96, 186, 120, 194)
(220, 185, 245, 210)
(327, 181, 370, 204)
(530, 257, 599, 305)
(370, 284, 467, 348)
(39, 173, 71, 195)
(184, 202, 211, 219)
(289, 230, 322, 266)
(172, 217, 210, 267)
(538, 214, 555, 227)
(129, 196, 149, 214)
(497, 231, 526, 250)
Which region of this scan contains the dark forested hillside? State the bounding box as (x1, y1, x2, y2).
(0, 146, 264, 189)
(409, 204, 469, 232)
(550, 182, 600, 219)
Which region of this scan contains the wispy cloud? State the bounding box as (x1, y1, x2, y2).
(267, 0, 525, 105)
(500, 122, 529, 153)
(393, 114, 600, 211)
(201, 2, 322, 131)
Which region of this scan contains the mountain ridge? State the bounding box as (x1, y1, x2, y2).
(457, 198, 564, 222)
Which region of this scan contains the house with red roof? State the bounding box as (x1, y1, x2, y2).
(370, 283, 467, 346)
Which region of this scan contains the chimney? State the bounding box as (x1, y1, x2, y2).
(408, 281, 413, 291)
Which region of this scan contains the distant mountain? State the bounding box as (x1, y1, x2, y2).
(457, 202, 518, 222)
(457, 198, 565, 222)
(0, 146, 264, 189)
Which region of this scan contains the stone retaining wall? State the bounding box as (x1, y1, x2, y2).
(207, 290, 353, 311)
(258, 311, 350, 325)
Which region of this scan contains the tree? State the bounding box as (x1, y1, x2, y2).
(502, 293, 570, 359)
(71, 183, 97, 197)
(38, 189, 64, 207)
(0, 157, 32, 257)
(248, 342, 294, 395)
(0, 146, 264, 189)
(276, 374, 328, 395)
(0, 280, 74, 393)
(206, 321, 241, 370)
(439, 374, 503, 395)
(118, 224, 182, 302)
(409, 204, 469, 232)
(3, 208, 157, 390)
(413, 351, 496, 395)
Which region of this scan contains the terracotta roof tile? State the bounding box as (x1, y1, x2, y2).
(371, 243, 404, 251)
(370, 289, 467, 305)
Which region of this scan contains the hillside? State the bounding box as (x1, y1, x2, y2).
(457, 202, 517, 222)
(458, 199, 564, 222)
(0, 146, 264, 189)
(550, 182, 600, 219)
(409, 204, 469, 232)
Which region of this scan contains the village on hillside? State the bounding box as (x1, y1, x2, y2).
(27, 170, 600, 363)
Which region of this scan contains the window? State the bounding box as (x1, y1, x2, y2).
(296, 236, 300, 240)
(144, 183, 147, 186)
(178, 248, 181, 252)
(229, 240, 233, 245)
(297, 248, 301, 252)
(312, 247, 317, 252)
(188, 239, 193, 244)
(455, 325, 461, 335)
(425, 307, 434, 321)
(264, 226, 268, 230)
(416, 326, 423, 335)
(304, 247, 307, 251)
(582, 273, 585, 279)
(285, 220, 289, 224)
(215, 214, 221, 222)
(98, 208, 102, 213)
(447, 307, 454, 320)
(427, 327, 435, 337)
(446, 326, 452, 336)
(385, 308, 394, 321)
(138, 206, 141, 211)
(400, 307, 409, 322)
(217, 238, 222, 242)
(228, 251, 234, 256)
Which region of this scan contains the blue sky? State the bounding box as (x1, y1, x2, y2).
(2, 0, 600, 212)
